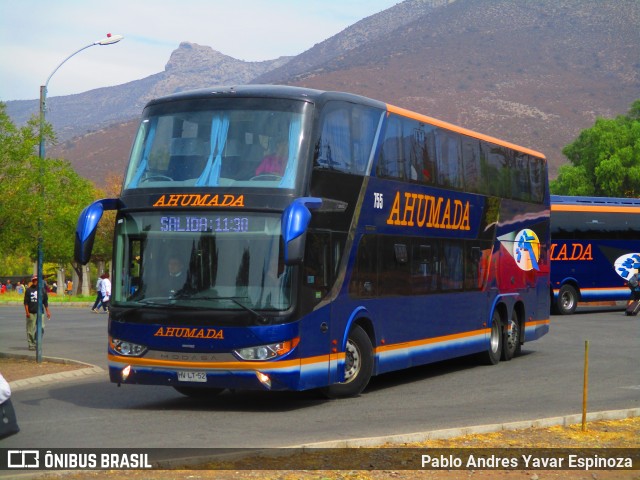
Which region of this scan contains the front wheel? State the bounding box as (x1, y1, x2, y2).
(557, 284, 578, 315)
(321, 325, 373, 399)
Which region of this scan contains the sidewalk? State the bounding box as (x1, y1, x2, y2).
(0, 352, 105, 392)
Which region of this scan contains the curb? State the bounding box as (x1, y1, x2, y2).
(297, 407, 640, 448)
(0, 352, 105, 392)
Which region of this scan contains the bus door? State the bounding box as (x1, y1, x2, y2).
(302, 230, 346, 386)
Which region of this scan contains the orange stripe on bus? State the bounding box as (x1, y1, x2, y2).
(525, 319, 550, 327)
(108, 352, 341, 370)
(551, 204, 640, 214)
(375, 328, 489, 354)
(386, 104, 546, 159)
(107, 354, 302, 370)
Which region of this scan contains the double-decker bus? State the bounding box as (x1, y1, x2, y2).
(75, 85, 550, 398)
(550, 195, 640, 315)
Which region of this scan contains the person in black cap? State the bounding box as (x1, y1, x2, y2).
(23, 274, 52, 350)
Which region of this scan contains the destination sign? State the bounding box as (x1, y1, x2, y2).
(159, 215, 262, 233)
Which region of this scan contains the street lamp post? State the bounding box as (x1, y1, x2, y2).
(36, 33, 123, 363)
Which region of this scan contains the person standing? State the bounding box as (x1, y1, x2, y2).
(91, 274, 104, 313)
(23, 274, 51, 351)
(100, 273, 111, 313)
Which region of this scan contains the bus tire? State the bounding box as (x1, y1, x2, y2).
(174, 387, 224, 398)
(483, 310, 503, 365)
(502, 309, 521, 361)
(321, 324, 373, 399)
(557, 284, 578, 315)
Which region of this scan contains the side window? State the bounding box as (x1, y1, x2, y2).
(528, 155, 545, 203)
(437, 132, 463, 189)
(379, 237, 411, 296)
(378, 115, 403, 178)
(304, 232, 331, 303)
(350, 235, 378, 297)
(483, 144, 511, 197)
(408, 123, 435, 184)
(441, 242, 464, 291)
(315, 102, 380, 175)
(464, 242, 491, 291)
(411, 242, 440, 294)
(123, 239, 143, 300)
(462, 137, 481, 194)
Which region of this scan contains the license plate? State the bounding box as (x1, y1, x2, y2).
(177, 371, 207, 382)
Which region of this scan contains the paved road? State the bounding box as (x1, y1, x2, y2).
(0, 304, 638, 450)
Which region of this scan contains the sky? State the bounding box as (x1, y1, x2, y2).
(0, 0, 401, 102)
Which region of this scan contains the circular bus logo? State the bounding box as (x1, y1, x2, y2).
(513, 229, 540, 271)
(614, 253, 640, 280)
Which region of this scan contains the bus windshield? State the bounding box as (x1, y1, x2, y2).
(123, 97, 310, 190)
(113, 212, 292, 312)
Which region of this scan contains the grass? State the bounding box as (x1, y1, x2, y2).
(0, 291, 94, 304)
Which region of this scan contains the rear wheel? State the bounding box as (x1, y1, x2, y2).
(557, 284, 578, 315)
(174, 387, 224, 398)
(321, 324, 373, 399)
(483, 310, 503, 365)
(502, 309, 521, 361)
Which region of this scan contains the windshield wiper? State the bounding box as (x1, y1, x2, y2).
(191, 296, 270, 325)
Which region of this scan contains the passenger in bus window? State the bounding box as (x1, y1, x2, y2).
(167, 256, 187, 296)
(255, 138, 288, 176)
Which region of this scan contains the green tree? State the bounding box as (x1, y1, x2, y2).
(551, 99, 640, 197)
(0, 102, 98, 278)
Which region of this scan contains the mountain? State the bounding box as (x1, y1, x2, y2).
(6, 42, 292, 142)
(7, 0, 640, 185)
(253, 0, 456, 83)
(283, 0, 640, 177)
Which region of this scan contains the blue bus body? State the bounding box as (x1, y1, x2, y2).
(550, 195, 640, 314)
(76, 86, 550, 397)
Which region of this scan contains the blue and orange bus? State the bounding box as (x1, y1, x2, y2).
(550, 195, 640, 314)
(75, 85, 550, 398)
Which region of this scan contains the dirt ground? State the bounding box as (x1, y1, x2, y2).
(1, 356, 89, 382)
(2, 357, 639, 480)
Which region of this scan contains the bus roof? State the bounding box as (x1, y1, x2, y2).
(551, 195, 640, 213)
(145, 85, 545, 160)
(144, 84, 387, 110)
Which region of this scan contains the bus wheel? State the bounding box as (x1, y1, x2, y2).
(174, 387, 224, 398)
(502, 310, 521, 361)
(483, 310, 503, 365)
(321, 325, 373, 399)
(557, 284, 578, 315)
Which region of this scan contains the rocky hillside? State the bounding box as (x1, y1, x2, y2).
(254, 0, 456, 84)
(6, 42, 291, 141)
(8, 0, 640, 185)
(287, 0, 640, 177)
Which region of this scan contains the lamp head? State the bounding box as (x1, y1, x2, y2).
(96, 33, 124, 45)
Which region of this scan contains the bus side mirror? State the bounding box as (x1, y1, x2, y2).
(74, 198, 120, 265)
(281, 197, 322, 265)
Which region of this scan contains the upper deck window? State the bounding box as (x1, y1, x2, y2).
(123, 98, 311, 190)
(313, 101, 383, 176)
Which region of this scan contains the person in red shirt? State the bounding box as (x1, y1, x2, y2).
(255, 139, 288, 176)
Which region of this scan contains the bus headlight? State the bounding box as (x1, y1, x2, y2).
(233, 337, 299, 361)
(110, 337, 147, 357)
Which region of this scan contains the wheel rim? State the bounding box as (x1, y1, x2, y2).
(506, 314, 519, 353)
(490, 319, 501, 353)
(344, 338, 361, 383)
(561, 291, 574, 311)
